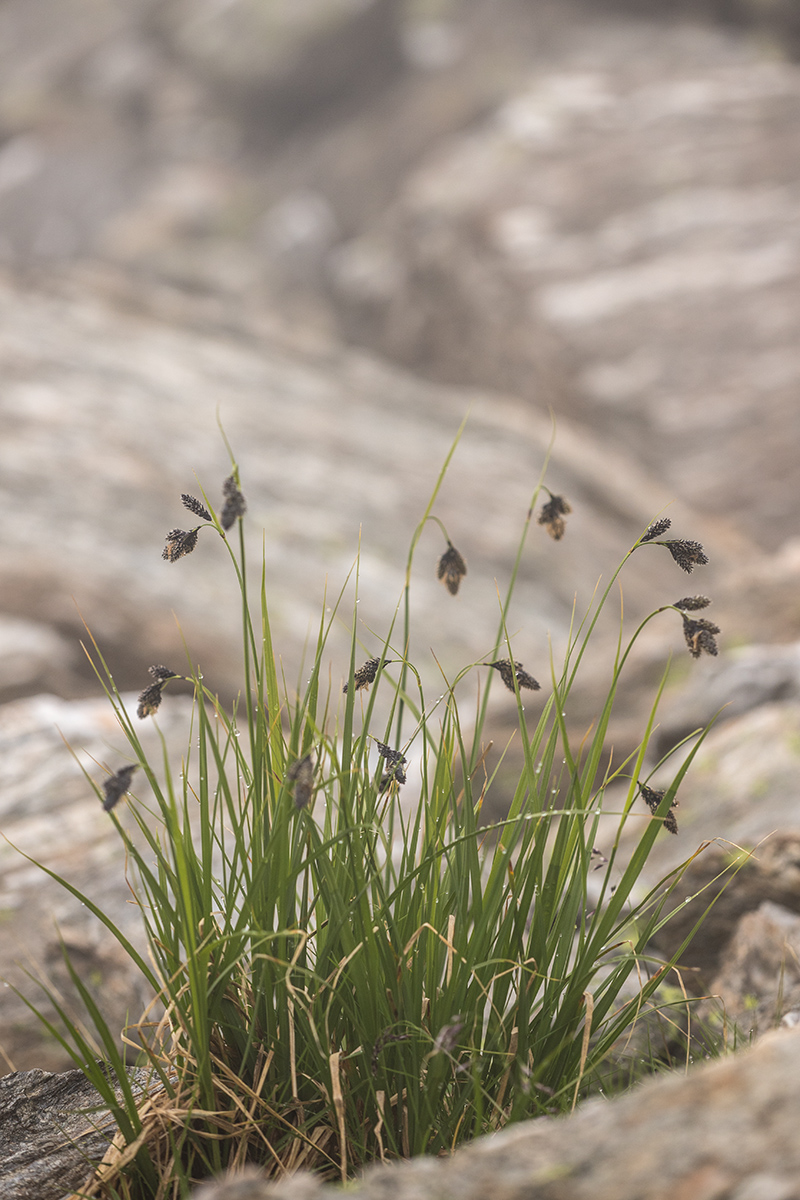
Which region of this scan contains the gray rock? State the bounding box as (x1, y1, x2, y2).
(609, 699, 800, 882)
(0, 0, 404, 265)
(192, 1026, 800, 1199)
(0, 615, 76, 702)
(0, 693, 190, 1073)
(327, 15, 800, 554)
(0, 1065, 157, 1200)
(649, 832, 800, 992)
(655, 640, 800, 754)
(702, 900, 800, 1040)
(0, 269, 719, 706)
(153, 0, 403, 139)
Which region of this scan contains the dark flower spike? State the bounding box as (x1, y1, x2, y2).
(638, 782, 679, 835)
(682, 615, 721, 659)
(673, 596, 712, 611)
(378, 741, 408, 788)
(437, 541, 468, 596)
(137, 682, 164, 719)
(590, 847, 608, 871)
(137, 665, 181, 719)
(181, 494, 212, 522)
(102, 764, 137, 813)
(149, 664, 180, 682)
(343, 657, 392, 694)
(287, 753, 314, 810)
(490, 659, 541, 692)
(162, 527, 200, 562)
(220, 474, 247, 531)
(640, 518, 672, 543)
(381, 767, 407, 789)
(538, 493, 572, 541)
(376, 742, 407, 767)
(664, 540, 709, 574)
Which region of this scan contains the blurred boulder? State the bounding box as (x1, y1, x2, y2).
(193, 1027, 800, 1200)
(327, 16, 800, 554)
(0, 615, 75, 703)
(0, 268, 733, 705)
(649, 833, 800, 993)
(601, 696, 800, 902)
(152, 0, 404, 140)
(701, 900, 800, 1040)
(0, 0, 405, 273)
(655, 640, 800, 755)
(600, 0, 800, 58)
(0, 692, 190, 1073)
(0, 1064, 158, 1200)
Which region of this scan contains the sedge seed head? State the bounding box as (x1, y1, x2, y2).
(162, 528, 199, 562)
(181, 494, 212, 522)
(538, 494, 572, 541)
(664, 539, 709, 573)
(381, 767, 407, 789)
(437, 542, 468, 596)
(136, 682, 164, 719)
(102, 764, 137, 812)
(682, 615, 721, 658)
(148, 664, 180, 682)
(287, 753, 314, 809)
(490, 659, 541, 692)
(640, 518, 672, 543)
(220, 475, 247, 531)
(376, 742, 407, 767)
(673, 596, 712, 611)
(343, 657, 389, 694)
(638, 781, 679, 834)
(432, 1017, 465, 1056)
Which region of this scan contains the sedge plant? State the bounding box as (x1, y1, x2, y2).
(19, 426, 725, 1198)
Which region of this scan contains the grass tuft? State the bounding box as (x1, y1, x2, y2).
(20, 424, 730, 1198)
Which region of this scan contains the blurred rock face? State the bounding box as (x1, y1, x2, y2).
(0, 268, 717, 703)
(0, 693, 189, 1072)
(326, 19, 800, 552)
(195, 1027, 800, 1200)
(603, 0, 800, 58)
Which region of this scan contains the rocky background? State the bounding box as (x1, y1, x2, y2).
(2, 0, 800, 1087)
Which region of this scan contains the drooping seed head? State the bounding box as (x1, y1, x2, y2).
(638, 781, 679, 835)
(682, 615, 721, 658)
(102, 764, 137, 812)
(148, 664, 180, 682)
(380, 767, 407, 789)
(490, 659, 541, 692)
(343, 657, 389, 694)
(664, 540, 709, 574)
(663, 807, 679, 835)
(220, 475, 247, 531)
(538, 494, 572, 541)
(432, 1016, 465, 1056)
(376, 742, 407, 767)
(136, 682, 164, 719)
(436, 542, 468, 595)
(162, 528, 199, 562)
